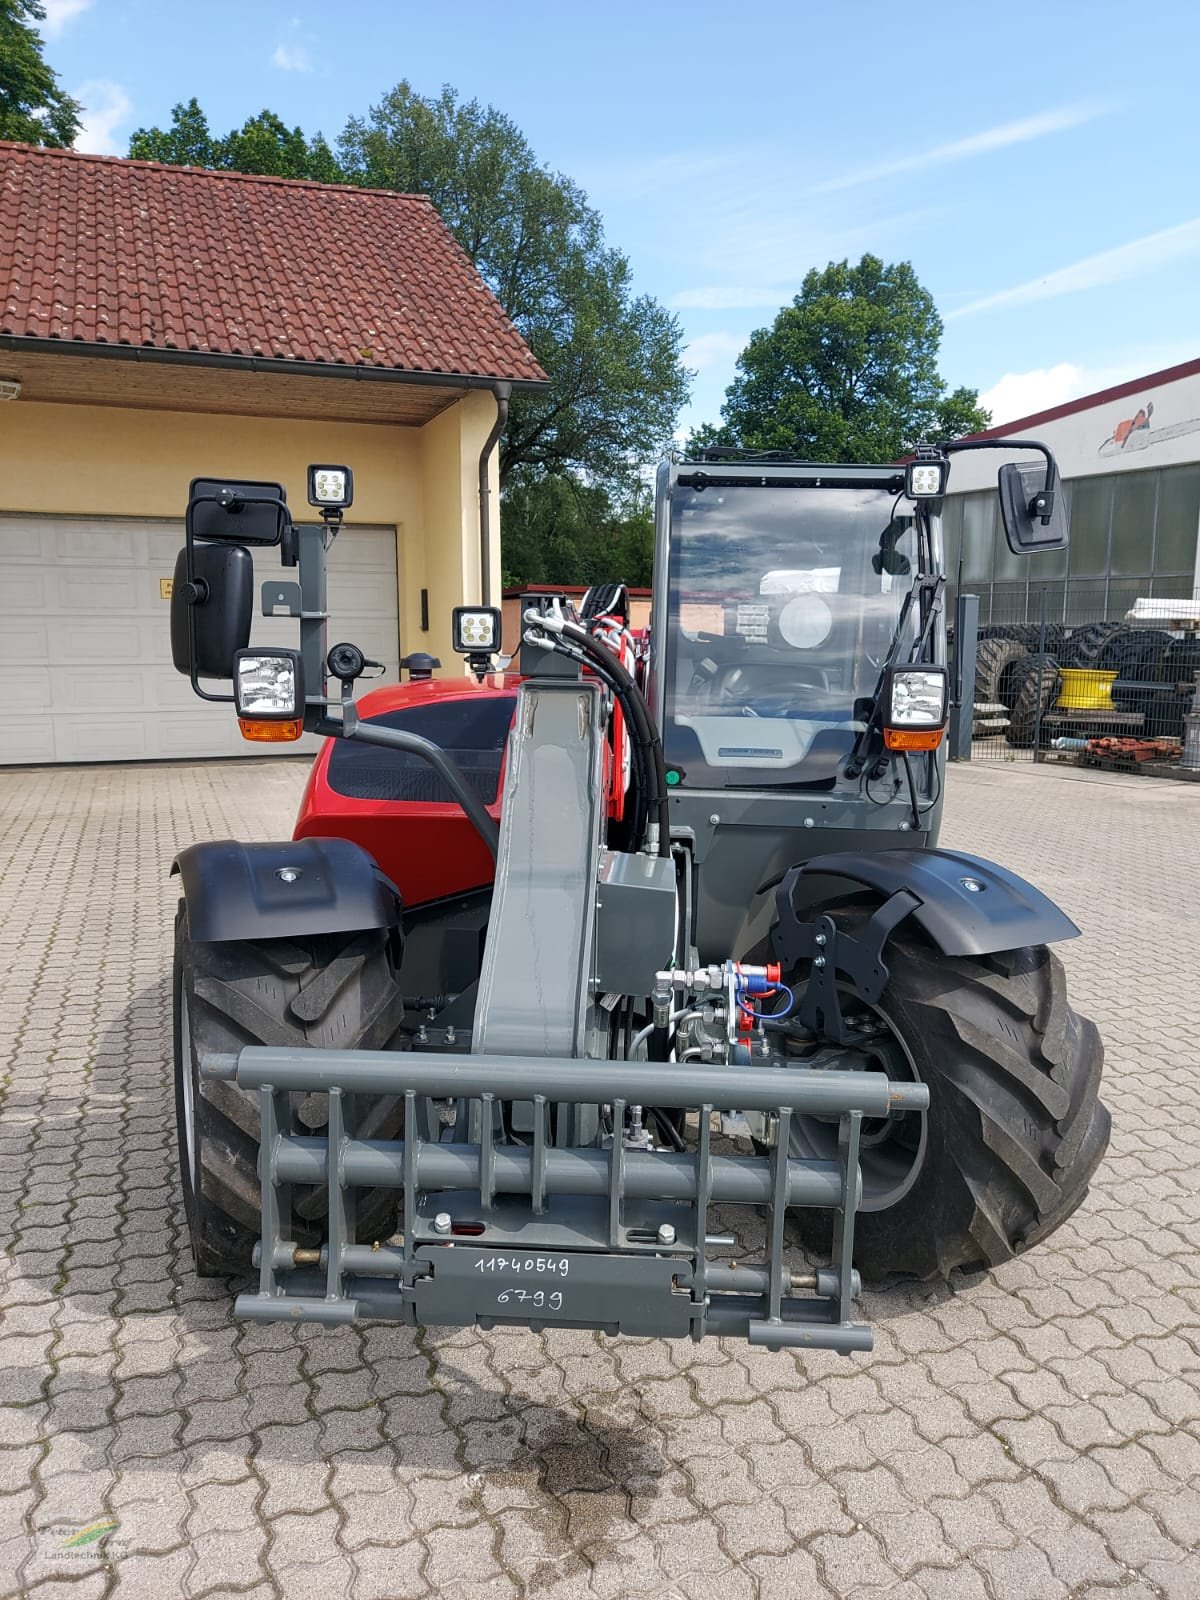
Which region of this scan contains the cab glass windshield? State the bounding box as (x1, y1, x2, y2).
(663, 481, 919, 788)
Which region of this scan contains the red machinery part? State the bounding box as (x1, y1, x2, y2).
(293, 676, 515, 907)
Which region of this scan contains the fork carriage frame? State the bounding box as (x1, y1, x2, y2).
(204, 1046, 928, 1352)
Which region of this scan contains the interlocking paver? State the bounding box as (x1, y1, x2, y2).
(1, 757, 1199, 1598)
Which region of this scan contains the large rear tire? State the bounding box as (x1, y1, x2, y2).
(781, 913, 1109, 1281)
(173, 907, 408, 1277)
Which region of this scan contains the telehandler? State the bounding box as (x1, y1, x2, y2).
(169, 441, 1107, 1352)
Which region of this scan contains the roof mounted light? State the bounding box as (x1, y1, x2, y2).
(905, 456, 948, 499)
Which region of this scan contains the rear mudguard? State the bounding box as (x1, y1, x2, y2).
(786, 847, 1079, 959)
(172, 838, 402, 943)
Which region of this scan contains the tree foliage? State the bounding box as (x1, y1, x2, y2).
(0, 0, 81, 147)
(499, 476, 653, 589)
(700, 256, 989, 461)
(338, 83, 688, 489)
(128, 99, 338, 180)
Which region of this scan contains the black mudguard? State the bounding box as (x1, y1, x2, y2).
(172, 838, 402, 943)
(794, 847, 1079, 958)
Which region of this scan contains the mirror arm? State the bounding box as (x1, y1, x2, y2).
(942, 436, 1059, 524)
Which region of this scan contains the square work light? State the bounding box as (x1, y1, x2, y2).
(452, 606, 502, 655)
(905, 460, 948, 499)
(307, 464, 354, 510)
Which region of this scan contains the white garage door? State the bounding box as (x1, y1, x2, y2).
(0, 514, 401, 764)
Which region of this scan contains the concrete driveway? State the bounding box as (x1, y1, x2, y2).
(1, 758, 1198, 1599)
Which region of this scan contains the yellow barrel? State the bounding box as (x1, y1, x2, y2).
(1056, 668, 1117, 710)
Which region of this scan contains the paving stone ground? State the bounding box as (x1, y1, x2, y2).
(1, 756, 1198, 1600)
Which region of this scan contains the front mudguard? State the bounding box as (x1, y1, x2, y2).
(172, 837, 402, 944)
(780, 847, 1079, 960)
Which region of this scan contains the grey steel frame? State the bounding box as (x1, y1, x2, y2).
(204, 1046, 928, 1352)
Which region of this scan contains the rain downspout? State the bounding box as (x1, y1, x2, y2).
(478, 381, 511, 607)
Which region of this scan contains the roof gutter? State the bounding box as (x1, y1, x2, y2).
(477, 382, 511, 608)
(0, 335, 549, 394)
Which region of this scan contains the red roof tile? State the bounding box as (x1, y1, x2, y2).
(0, 141, 547, 384)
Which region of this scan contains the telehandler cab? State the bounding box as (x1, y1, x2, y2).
(169, 441, 1107, 1353)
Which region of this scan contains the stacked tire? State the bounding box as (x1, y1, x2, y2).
(1062, 622, 1122, 670)
(1152, 636, 1200, 738)
(1006, 654, 1062, 747)
(974, 635, 1028, 712)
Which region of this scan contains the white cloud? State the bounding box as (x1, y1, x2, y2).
(271, 40, 312, 71)
(672, 286, 793, 311)
(684, 331, 749, 371)
(666, 205, 939, 306)
(949, 217, 1200, 319)
(813, 102, 1109, 194)
(979, 364, 1086, 424)
(73, 79, 132, 156)
(40, 0, 93, 36)
(979, 343, 1200, 425)
(575, 147, 748, 201)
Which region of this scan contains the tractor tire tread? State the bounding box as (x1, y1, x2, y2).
(785, 912, 1108, 1282)
(176, 915, 406, 1277)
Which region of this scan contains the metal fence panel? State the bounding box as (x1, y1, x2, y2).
(958, 580, 1200, 768)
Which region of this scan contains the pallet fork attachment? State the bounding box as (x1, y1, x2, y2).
(203, 1047, 927, 1351)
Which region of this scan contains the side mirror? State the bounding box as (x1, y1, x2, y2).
(188, 478, 289, 546)
(170, 543, 254, 678)
(998, 462, 1069, 554)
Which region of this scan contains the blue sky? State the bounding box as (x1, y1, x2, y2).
(41, 0, 1200, 436)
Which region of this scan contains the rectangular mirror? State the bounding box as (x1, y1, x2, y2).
(998, 461, 1069, 554)
(170, 543, 254, 678)
(188, 477, 289, 546)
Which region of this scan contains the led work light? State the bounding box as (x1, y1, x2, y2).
(233, 648, 305, 741)
(905, 460, 948, 499)
(883, 665, 948, 752)
(452, 607, 502, 655)
(307, 464, 354, 509)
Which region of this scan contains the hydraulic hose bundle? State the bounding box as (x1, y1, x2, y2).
(523, 606, 671, 858)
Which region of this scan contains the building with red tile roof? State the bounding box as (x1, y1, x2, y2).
(0, 141, 546, 385)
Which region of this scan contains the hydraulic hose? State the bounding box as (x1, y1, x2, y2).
(526, 632, 654, 851)
(554, 619, 670, 857)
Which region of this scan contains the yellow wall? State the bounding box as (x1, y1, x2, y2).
(417, 388, 503, 665)
(0, 394, 504, 671)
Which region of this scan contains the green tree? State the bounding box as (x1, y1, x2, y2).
(129, 100, 340, 179)
(128, 97, 216, 165)
(218, 112, 341, 180)
(0, 0, 81, 147)
(701, 255, 989, 461)
(500, 476, 653, 589)
(338, 83, 688, 490)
